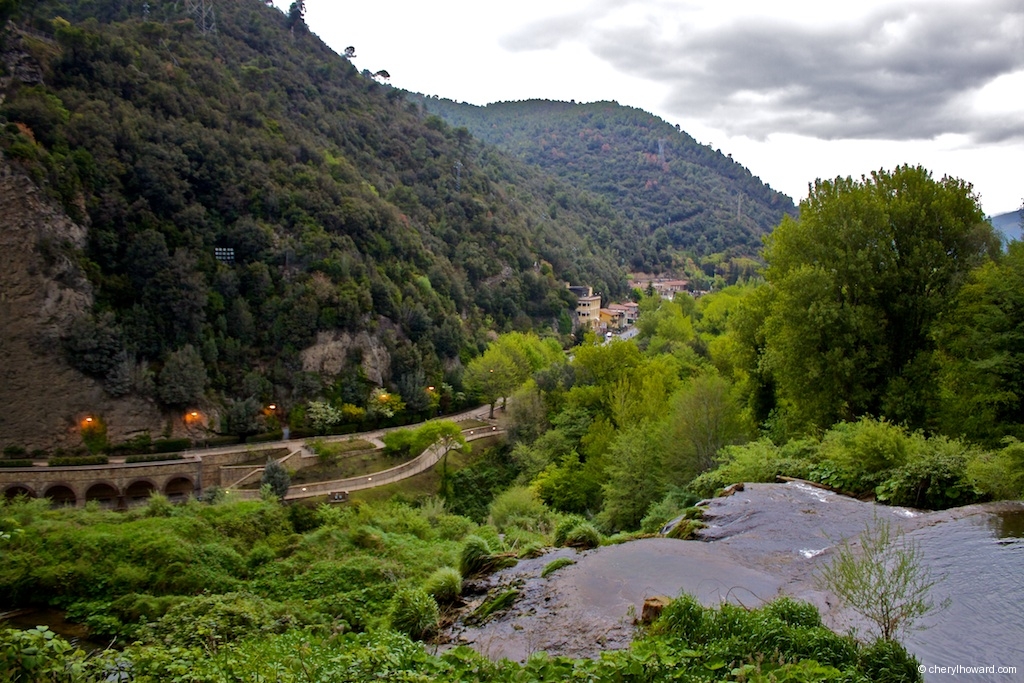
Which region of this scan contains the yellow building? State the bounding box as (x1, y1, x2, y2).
(568, 284, 601, 328)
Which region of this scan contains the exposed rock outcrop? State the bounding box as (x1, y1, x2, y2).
(0, 160, 162, 451)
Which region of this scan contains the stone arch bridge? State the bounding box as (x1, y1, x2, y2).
(0, 444, 286, 509)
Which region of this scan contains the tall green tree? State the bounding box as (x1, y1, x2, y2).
(937, 240, 1024, 443)
(760, 165, 997, 432)
(596, 425, 665, 532)
(157, 345, 208, 409)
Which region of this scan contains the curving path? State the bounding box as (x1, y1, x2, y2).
(281, 424, 504, 501)
(222, 406, 505, 501)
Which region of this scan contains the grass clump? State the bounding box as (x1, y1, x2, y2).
(423, 566, 462, 605)
(540, 557, 575, 578)
(472, 588, 518, 623)
(553, 516, 601, 549)
(388, 587, 439, 640)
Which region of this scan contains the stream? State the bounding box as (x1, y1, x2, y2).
(446, 482, 1024, 682)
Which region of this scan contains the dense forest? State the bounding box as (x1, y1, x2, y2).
(0, 0, 654, 440)
(409, 97, 796, 271)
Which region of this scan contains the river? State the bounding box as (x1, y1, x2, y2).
(446, 482, 1024, 682)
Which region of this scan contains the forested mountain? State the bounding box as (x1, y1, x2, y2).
(408, 97, 796, 269)
(0, 0, 633, 446)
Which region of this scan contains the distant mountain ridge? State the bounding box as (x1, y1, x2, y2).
(990, 209, 1023, 243)
(408, 96, 796, 269)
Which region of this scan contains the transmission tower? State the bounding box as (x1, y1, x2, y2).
(186, 0, 217, 35)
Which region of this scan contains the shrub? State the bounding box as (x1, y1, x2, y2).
(553, 514, 587, 546)
(563, 521, 601, 549)
(488, 486, 551, 533)
(641, 488, 701, 533)
(423, 566, 462, 605)
(458, 535, 493, 577)
(2, 445, 27, 458)
(261, 459, 290, 500)
(351, 525, 384, 550)
(153, 438, 191, 453)
(48, 455, 108, 466)
(150, 592, 297, 651)
(875, 437, 984, 509)
(760, 596, 822, 629)
(388, 587, 439, 640)
(858, 638, 922, 683)
(0, 459, 33, 468)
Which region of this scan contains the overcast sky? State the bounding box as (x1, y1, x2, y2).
(275, 0, 1024, 216)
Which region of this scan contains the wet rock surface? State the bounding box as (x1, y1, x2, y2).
(442, 482, 1024, 681)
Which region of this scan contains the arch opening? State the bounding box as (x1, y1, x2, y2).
(124, 480, 156, 506)
(44, 485, 77, 508)
(85, 482, 120, 509)
(164, 477, 195, 502)
(3, 485, 36, 501)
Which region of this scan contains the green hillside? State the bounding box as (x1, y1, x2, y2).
(409, 97, 796, 268)
(0, 0, 633, 434)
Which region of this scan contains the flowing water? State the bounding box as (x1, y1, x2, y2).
(447, 483, 1024, 682)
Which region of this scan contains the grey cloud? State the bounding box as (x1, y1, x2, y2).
(504, 0, 1024, 142)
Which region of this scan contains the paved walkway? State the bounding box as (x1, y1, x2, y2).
(225, 406, 504, 501)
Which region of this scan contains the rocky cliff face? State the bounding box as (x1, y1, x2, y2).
(0, 159, 162, 451)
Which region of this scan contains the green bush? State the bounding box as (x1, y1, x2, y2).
(458, 535, 493, 577)
(153, 438, 191, 453)
(875, 437, 984, 509)
(0, 459, 33, 468)
(640, 488, 701, 533)
(423, 566, 462, 605)
(563, 521, 601, 549)
(488, 486, 551, 533)
(48, 455, 108, 466)
(149, 592, 300, 651)
(388, 587, 439, 640)
(858, 638, 923, 683)
(553, 515, 587, 546)
(2, 445, 27, 458)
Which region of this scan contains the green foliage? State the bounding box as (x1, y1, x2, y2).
(457, 534, 511, 577)
(157, 345, 207, 408)
(760, 165, 996, 432)
(149, 592, 305, 651)
(540, 557, 575, 578)
(423, 566, 462, 605)
(936, 240, 1024, 444)
(0, 626, 88, 682)
(388, 587, 439, 640)
(640, 489, 702, 533)
(488, 486, 552, 534)
(816, 517, 946, 642)
(48, 454, 108, 466)
(859, 638, 924, 683)
(260, 459, 290, 500)
(659, 372, 752, 485)
(443, 443, 519, 522)
(384, 420, 467, 460)
(967, 439, 1024, 500)
(561, 520, 601, 549)
(412, 97, 795, 266)
(472, 588, 519, 623)
(597, 426, 665, 532)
